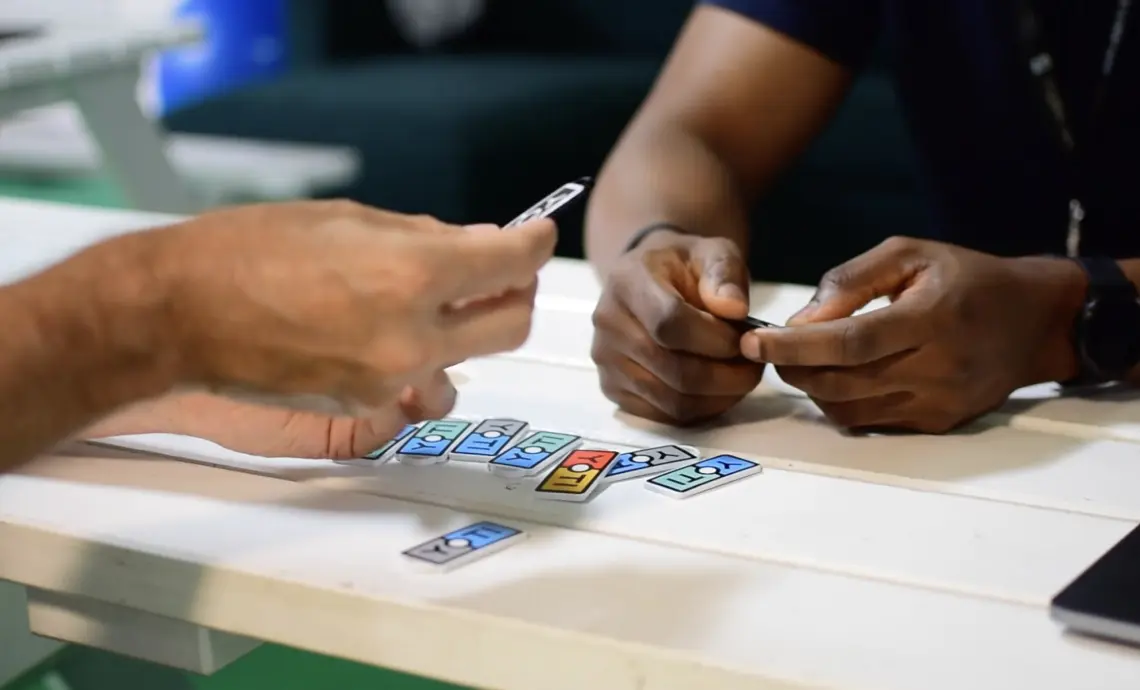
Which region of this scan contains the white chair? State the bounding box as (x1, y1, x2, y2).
(0, 11, 203, 214)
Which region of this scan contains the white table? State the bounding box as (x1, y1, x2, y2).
(0, 22, 203, 214)
(2, 197, 1140, 689)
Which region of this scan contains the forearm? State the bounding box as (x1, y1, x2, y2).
(0, 232, 178, 469)
(584, 121, 754, 277)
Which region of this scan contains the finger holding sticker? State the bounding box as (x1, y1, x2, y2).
(150, 200, 556, 421)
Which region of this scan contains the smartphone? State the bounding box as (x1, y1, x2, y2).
(1051, 522, 1140, 647)
(504, 177, 593, 228)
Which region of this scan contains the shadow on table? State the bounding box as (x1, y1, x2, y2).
(1000, 383, 1140, 417)
(605, 388, 1125, 486)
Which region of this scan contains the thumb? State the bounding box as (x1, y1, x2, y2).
(693, 238, 751, 320)
(789, 243, 916, 325)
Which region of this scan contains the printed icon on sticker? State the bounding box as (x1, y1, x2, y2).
(488, 430, 582, 477)
(402, 521, 526, 571)
(395, 419, 471, 465)
(450, 418, 529, 462)
(645, 453, 762, 499)
(603, 444, 700, 482)
(535, 448, 618, 502)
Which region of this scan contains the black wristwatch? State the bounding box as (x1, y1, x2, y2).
(1063, 256, 1140, 386)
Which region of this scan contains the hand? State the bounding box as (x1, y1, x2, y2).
(141, 200, 555, 416)
(82, 364, 453, 458)
(590, 229, 765, 425)
(739, 237, 1085, 433)
(82, 370, 456, 459)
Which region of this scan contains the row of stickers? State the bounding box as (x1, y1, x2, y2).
(339, 417, 763, 502)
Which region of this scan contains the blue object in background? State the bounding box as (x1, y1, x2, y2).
(155, 0, 288, 115)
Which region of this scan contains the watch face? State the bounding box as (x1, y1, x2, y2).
(1085, 296, 1140, 375)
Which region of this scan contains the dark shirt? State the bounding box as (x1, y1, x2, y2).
(702, 0, 1140, 258)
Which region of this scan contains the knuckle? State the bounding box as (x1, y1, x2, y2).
(701, 236, 743, 261)
(879, 235, 919, 257)
(818, 265, 854, 292)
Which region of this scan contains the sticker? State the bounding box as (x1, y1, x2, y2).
(645, 454, 762, 499)
(504, 178, 592, 228)
(487, 430, 582, 477)
(449, 418, 530, 462)
(334, 423, 417, 465)
(395, 419, 471, 465)
(603, 444, 700, 482)
(402, 521, 526, 572)
(535, 449, 618, 502)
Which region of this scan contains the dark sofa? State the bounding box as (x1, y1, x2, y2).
(163, 0, 931, 284)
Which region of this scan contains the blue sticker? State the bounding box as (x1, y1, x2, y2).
(396, 419, 471, 458)
(402, 521, 523, 566)
(489, 431, 580, 471)
(451, 419, 528, 459)
(364, 424, 416, 459)
(647, 454, 760, 494)
(605, 444, 698, 480)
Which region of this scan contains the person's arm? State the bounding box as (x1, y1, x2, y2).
(585, 1, 879, 276)
(0, 231, 177, 470)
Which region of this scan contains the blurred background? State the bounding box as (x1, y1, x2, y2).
(0, 0, 930, 284)
(0, 1, 928, 689)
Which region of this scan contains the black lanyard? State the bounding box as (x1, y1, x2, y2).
(1014, 0, 1133, 256)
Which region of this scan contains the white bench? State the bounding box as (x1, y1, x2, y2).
(0, 106, 362, 205)
(0, 22, 203, 214)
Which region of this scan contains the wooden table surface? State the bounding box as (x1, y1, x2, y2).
(2, 197, 1140, 689)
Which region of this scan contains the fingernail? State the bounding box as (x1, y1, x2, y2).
(716, 283, 746, 302)
(740, 332, 761, 360)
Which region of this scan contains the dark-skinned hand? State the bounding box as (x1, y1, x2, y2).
(739, 236, 1086, 433)
(591, 229, 765, 425)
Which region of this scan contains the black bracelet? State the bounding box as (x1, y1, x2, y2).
(622, 222, 687, 254)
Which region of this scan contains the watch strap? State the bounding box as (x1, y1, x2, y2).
(1061, 256, 1140, 387)
(1071, 255, 1133, 290)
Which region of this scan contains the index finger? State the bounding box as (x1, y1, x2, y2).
(741, 302, 929, 366)
(424, 219, 557, 300)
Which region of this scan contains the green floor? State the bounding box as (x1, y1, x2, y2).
(0, 172, 471, 690)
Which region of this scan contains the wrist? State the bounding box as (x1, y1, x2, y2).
(1009, 256, 1087, 384)
(65, 229, 183, 406)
